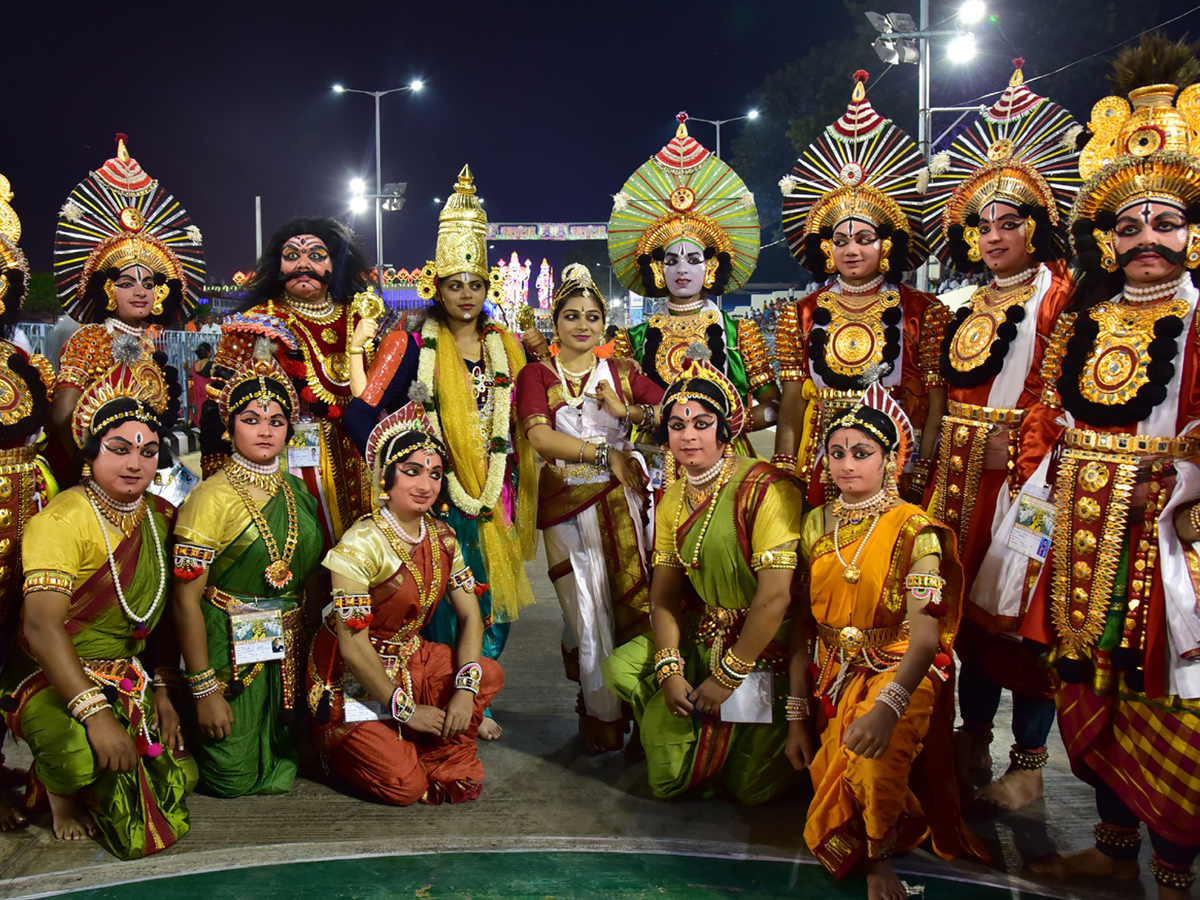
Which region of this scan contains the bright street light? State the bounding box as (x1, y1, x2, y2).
(959, 1, 986, 24)
(350, 178, 366, 195)
(684, 110, 762, 159)
(747, 109, 760, 120)
(947, 33, 977, 62)
(332, 84, 345, 93)
(349, 196, 368, 214)
(410, 80, 424, 92)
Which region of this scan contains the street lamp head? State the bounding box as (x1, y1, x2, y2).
(349, 196, 368, 214)
(350, 178, 366, 195)
(947, 33, 977, 63)
(409, 80, 424, 92)
(959, 0, 986, 24)
(332, 84, 345, 93)
(747, 109, 760, 120)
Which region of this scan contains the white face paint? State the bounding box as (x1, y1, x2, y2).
(662, 239, 707, 302)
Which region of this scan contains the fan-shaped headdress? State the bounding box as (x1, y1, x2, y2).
(552, 262, 608, 318)
(54, 135, 205, 324)
(925, 60, 1082, 270)
(782, 71, 931, 281)
(660, 345, 747, 438)
(71, 334, 170, 448)
(416, 166, 503, 304)
(608, 115, 760, 296)
(0, 173, 29, 318)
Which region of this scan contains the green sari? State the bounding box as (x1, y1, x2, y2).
(181, 473, 322, 797)
(2, 492, 196, 859)
(603, 458, 803, 804)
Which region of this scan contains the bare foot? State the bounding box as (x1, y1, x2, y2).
(971, 767, 1043, 815)
(478, 717, 503, 741)
(953, 727, 993, 774)
(47, 791, 96, 841)
(0, 793, 27, 831)
(1029, 846, 1138, 880)
(865, 858, 908, 900)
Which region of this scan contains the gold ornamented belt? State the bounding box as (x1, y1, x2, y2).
(946, 400, 1025, 425)
(816, 622, 909, 655)
(547, 462, 611, 485)
(1062, 428, 1200, 458)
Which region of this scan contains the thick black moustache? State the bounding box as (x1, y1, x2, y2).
(278, 268, 333, 286)
(1117, 243, 1186, 268)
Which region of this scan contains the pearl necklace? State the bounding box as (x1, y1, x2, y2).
(287, 294, 336, 318)
(668, 297, 704, 313)
(554, 354, 597, 410)
(993, 266, 1038, 289)
(85, 487, 165, 637)
(673, 457, 733, 569)
(1124, 273, 1188, 304)
(838, 274, 885, 295)
(379, 504, 427, 546)
(685, 456, 726, 488)
(105, 318, 145, 337)
(228, 452, 283, 493)
(86, 479, 146, 536)
(831, 487, 890, 525)
(834, 510, 882, 584)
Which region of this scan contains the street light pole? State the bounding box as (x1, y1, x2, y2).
(684, 110, 759, 159)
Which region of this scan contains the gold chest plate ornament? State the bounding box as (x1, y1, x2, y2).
(818, 291, 900, 376)
(1080, 299, 1189, 405)
(949, 285, 1036, 372)
(0, 349, 32, 426)
(650, 310, 720, 384)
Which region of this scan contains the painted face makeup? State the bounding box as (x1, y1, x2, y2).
(1114, 199, 1189, 286)
(977, 201, 1034, 279)
(439, 271, 488, 321)
(662, 239, 707, 302)
(554, 293, 605, 353)
(666, 400, 722, 471)
(91, 419, 159, 500)
(832, 218, 882, 281)
(280, 234, 332, 302)
(111, 265, 155, 323)
(231, 399, 288, 465)
(825, 426, 886, 500)
(387, 450, 444, 520)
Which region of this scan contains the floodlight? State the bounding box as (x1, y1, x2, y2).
(959, 1, 985, 24)
(947, 33, 977, 62)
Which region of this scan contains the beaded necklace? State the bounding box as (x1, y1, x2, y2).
(667, 297, 705, 314)
(554, 354, 597, 410)
(837, 273, 885, 295)
(993, 265, 1038, 289)
(105, 318, 146, 337)
(86, 479, 146, 537)
(379, 504, 427, 546)
(374, 509, 438, 614)
(226, 462, 298, 589)
(672, 457, 734, 569)
(1124, 273, 1187, 305)
(85, 486, 164, 639)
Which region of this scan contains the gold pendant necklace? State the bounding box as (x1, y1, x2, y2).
(227, 473, 298, 589)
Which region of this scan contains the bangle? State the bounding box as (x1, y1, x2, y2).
(593, 440, 609, 468)
(578, 441, 587, 463)
(722, 649, 755, 677)
(712, 667, 744, 690)
(905, 572, 947, 616)
(390, 687, 416, 722)
(621, 403, 631, 429)
(785, 695, 810, 722)
(186, 667, 221, 699)
(455, 662, 483, 694)
(654, 647, 684, 685)
(1190, 502, 1200, 537)
(348, 347, 365, 355)
(641, 404, 655, 429)
(875, 680, 911, 719)
(77, 700, 112, 723)
(770, 453, 798, 473)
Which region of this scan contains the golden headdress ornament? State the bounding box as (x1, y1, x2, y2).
(71, 334, 169, 448)
(1070, 34, 1200, 267)
(0, 173, 30, 317)
(552, 262, 608, 318)
(416, 166, 503, 304)
(825, 368, 915, 472)
(661, 344, 746, 438)
(365, 383, 445, 491)
(217, 325, 300, 431)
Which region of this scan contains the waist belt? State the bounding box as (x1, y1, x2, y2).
(1063, 428, 1199, 458)
(946, 400, 1025, 425)
(817, 621, 909, 655)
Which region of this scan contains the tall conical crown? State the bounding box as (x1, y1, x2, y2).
(434, 165, 489, 280)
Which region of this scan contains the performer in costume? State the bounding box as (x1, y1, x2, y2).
(0, 339, 195, 857)
(309, 398, 503, 804)
(344, 167, 537, 741)
(921, 59, 1081, 812)
(49, 134, 200, 484)
(1012, 43, 1200, 897)
(171, 323, 323, 797)
(775, 72, 949, 505)
(608, 114, 778, 464)
(603, 352, 803, 803)
(793, 382, 987, 899)
(204, 216, 376, 545)
(0, 174, 55, 831)
(516, 263, 662, 752)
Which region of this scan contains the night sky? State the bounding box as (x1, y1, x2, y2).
(5, 1, 1198, 287)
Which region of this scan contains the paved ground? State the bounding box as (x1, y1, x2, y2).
(0, 442, 1170, 899)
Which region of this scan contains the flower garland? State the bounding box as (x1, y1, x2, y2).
(417, 317, 513, 519)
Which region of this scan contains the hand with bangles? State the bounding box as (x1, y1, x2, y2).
(151, 686, 187, 755)
(687, 676, 735, 717)
(842, 703, 899, 760)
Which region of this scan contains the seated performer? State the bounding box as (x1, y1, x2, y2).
(171, 325, 323, 796)
(515, 263, 662, 752)
(603, 350, 802, 803)
(795, 382, 987, 900)
(308, 397, 503, 805)
(0, 339, 195, 857)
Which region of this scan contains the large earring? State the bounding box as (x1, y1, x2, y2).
(152, 284, 168, 316)
(1187, 224, 1200, 270)
(964, 226, 982, 262)
(820, 239, 836, 274)
(1024, 217, 1037, 255)
(703, 257, 718, 289)
(879, 236, 893, 274)
(81, 462, 92, 479)
(819, 467, 830, 484)
(104, 280, 118, 312)
(650, 259, 666, 290)
(723, 444, 734, 457)
(1095, 229, 1118, 272)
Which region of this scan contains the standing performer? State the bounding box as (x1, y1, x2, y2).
(1015, 43, 1200, 898)
(608, 114, 778, 461)
(516, 263, 662, 752)
(603, 353, 803, 803)
(921, 59, 1081, 811)
(0, 174, 54, 831)
(49, 134, 202, 483)
(204, 217, 376, 545)
(172, 324, 323, 797)
(0, 343, 194, 857)
(775, 72, 948, 504)
(794, 382, 987, 900)
(309, 400, 503, 804)
(345, 167, 537, 740)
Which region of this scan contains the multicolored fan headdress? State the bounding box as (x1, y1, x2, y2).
(552, 262, 608, 318)
(608, 115, 760, 296)
(54, 135, 205, 324)
(1070, 37, 1200, 271)
(416, 166, 503, 303)
(925, 59, 1082, 271)
(365, 384, 447, 490)
(0, 173, 29, 318)
(217, 317, 299, 430)
(71, 334, 170, 448)
(782, 71, 931, 280)
(825, 374, 915, 471)
(660, 344, 746, 438)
